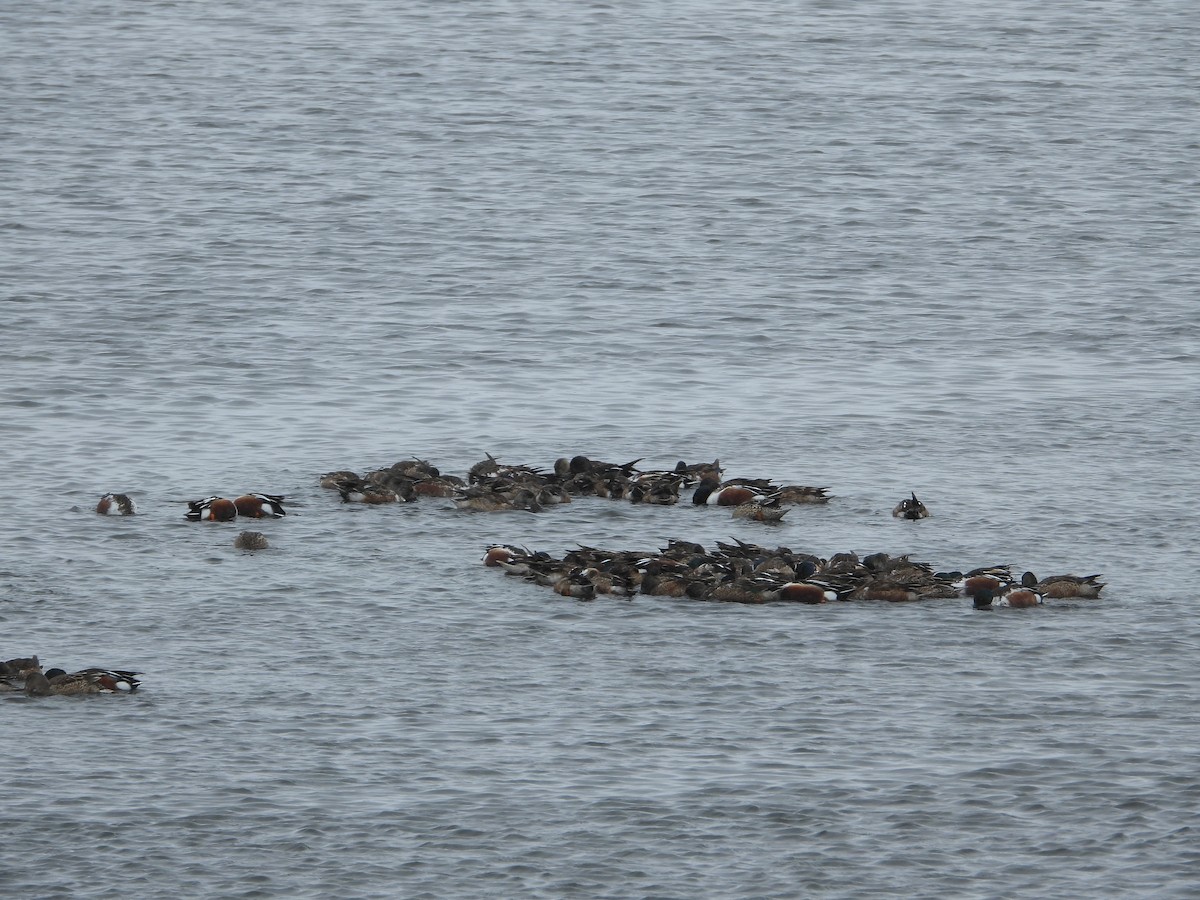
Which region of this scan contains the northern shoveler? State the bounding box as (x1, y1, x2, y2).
(999, 584, 1045, 608)
(893, 492, 930, 519)
(768, 581, 837, 604)
(185, 497, 238, 521)
(692, 477, 768, 507)
(233, 493, 286, 518)
(95, 493, 137, 515)
(952, 566, 1015, 599)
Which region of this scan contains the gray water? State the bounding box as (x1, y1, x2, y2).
(3, 1, 1199, 897)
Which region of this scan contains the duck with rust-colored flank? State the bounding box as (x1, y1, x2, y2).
(949, 565, 1015, 599)
(233, 493, 286, 518)
(26, 667, 142, 696)
(973, 586, 1043, 610)
(185, 496, 238, 522)
(412, 473, 466, 498)
(95, 493, 137, 515)
(692, 477, 771, 507)
(483, 544, 523, 567)
(999, 582, 1045, 608)
(892, 492, 930, 519)
(768, 581, 838, 604)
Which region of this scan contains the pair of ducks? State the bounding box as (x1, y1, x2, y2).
(185, 493, 286, 521)
(967, 570, 1107, 609)
(691, 477, 830, 523)
(2, 656, 141, 696)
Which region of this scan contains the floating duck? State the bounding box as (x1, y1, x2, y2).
(95, 493, 136, 515)
(233, 493, 286, 518)
(185, 497, 238, 522)
(893, 492, 930, 519)
(234, 531, 270, 550)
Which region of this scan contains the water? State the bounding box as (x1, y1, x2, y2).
(3, 1, 1199, 896)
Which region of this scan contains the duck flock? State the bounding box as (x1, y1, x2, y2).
(311, 452, 1102, 609)
(12, 452, 1104, 698)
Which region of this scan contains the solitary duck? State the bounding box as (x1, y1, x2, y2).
(95, 493, 137, 515)
(234, 530, 270, 550)
(892, 492, 930, 520)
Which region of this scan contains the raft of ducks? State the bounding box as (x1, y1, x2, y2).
(320, 454, 833, 519)
(1, 656, 141, 697)
(97, 454, 839, 522)
(88, 453, 1103, 619)
(483, 539, 1105, 608)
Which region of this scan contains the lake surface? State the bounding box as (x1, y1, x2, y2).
(3, 1, 1199, 897)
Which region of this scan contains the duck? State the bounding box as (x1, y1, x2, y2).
(893, 492, 930, 519)
(707, 574, 771, 604)
(952, 566, 1014, 599)
(233, 493, 287, 518)
(234, 530, 270, 550)
(2, 655, 42, 678)
(26, 667, 142, 696)
(773, 484, 831, 505)
(973, 586, 1043, 610)
(185, 496, 238, 521)
(482, 544, 525, 568)
(972, 589, 997, 611)
(452, 486, 542, 513)
(767, 580, 837, 604)
(553, 569, 597, 601)
(412, 474, 466, 498)
(672, 458, 723, 486)
(998, 582, 1044, 608)
(628, 472, 685, 505)
(319, 470, 360, 489)
(336, 478, 414, 504)
(730, 497, 788, 523)
(95, 493, 137, 515)
(853, 579, 923, 603)
(1025, 572, 1105, 599)
(692, 477, 769, 507)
